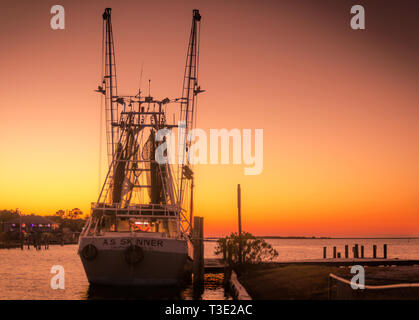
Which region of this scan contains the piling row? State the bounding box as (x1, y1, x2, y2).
(323, 244, 388, 259)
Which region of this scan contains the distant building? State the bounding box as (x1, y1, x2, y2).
(4, 215, 60, 233)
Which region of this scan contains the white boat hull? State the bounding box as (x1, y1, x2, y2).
(78, 234, 193, 286)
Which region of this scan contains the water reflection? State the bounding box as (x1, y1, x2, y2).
(188, 273, 232, 300)
(84, 273, 231, 300)
(85, 284, 186, 300)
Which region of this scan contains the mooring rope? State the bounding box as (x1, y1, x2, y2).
(329, 273, 419, 290)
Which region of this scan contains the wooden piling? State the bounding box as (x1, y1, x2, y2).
(323, 247, 327, 259)
(345, 245, 348, 258)
(373, 245, 377, 259)
(333, 246, 337, 258)
(384, 244, 387, 259)
(237, 184, 243, 264)
(361, 245, 364, 258)
(227, 242, 232, 265)
(193, 216, 204, 285)
(222, 238, 231, 288)
(190, 179, 194, 236)
(223, 265, 232, 289)
(20, 228, 23, 250)
(222, 238, 227, 261)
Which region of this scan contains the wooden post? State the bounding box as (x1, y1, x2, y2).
(227, 242, 232, 265)
(222, 238, 227, 261)
(333, 246, 337, 258)
(361, 245, 364, 258)
(345, 245, 348, 258)
(383, 244, 387, 259)
(223, 264, 231, 288)
(373, 245, 377, 259)
(354, 244, 359, 259)
(189, 179, 194, 236)
(323, 247, 327, 259)
(18, 208, 23, 250)
(237, 184, 242, 264)
(193, 216, 204, 285)
(18, 208, 21, 235)
(199, 218, 204, 279)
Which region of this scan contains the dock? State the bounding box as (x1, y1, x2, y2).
(273, 258, 419, 267)
(202, 258, 419, 273)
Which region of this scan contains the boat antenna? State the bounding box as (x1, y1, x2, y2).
(148, 79, 151, 97)
(138, 61, 144, 97)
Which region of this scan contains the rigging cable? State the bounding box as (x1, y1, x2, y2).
(98, 19, 106, 193)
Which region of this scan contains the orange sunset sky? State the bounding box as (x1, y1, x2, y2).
(0, 0, 418, 237)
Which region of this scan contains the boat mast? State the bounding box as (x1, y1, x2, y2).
(178, 9, 203, 217)
(102, 8, 119, 164)
(92, 8, 203, 233)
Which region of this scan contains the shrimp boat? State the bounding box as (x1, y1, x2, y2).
(78, 8, 203, 286)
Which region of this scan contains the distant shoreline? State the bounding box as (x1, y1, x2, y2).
(205, 236, 419, 240)
(262, 237, 419, 239)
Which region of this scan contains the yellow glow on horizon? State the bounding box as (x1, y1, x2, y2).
(0, 1, 418, 237)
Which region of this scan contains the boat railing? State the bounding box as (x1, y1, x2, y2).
(90, 202, 182, 218)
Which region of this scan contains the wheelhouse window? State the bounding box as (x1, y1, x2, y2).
(90, 215, 179, 238)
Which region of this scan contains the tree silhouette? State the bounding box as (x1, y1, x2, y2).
(215, 232, 278, 264)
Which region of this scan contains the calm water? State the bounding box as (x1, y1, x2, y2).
(206, 238, 419, 261)
(0, 245, 229, 300)
(1, 239, 419, 299)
